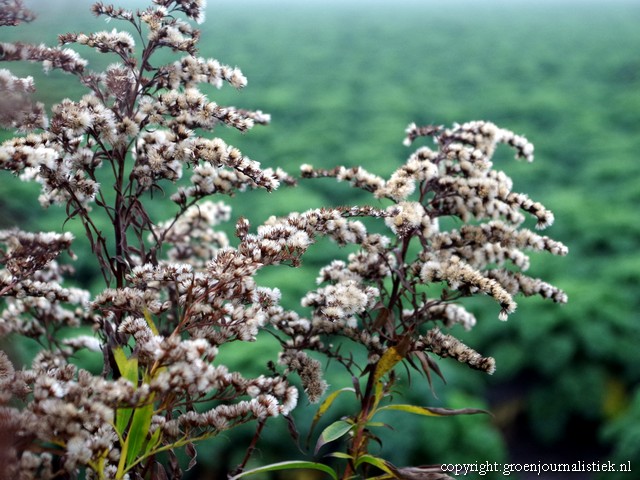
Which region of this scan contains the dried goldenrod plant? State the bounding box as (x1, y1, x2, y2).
(0, 1, 567, 479)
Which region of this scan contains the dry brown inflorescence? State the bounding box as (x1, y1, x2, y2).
(0, 1, 567, 479)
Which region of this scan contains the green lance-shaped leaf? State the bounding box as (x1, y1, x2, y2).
(364, 421, 388, 428)
(315, 420, 354, 454)
(112, 347, 139, 436)
(124, 398, 155, 469)
(116, 407, 134, 440)
(144, 426, 162, 455)
(228, 461, 338, 480)
(307, 387, 355, 448)
(375, 404, 490, 417)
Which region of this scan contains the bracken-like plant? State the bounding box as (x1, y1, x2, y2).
(0, 1, 567, 479)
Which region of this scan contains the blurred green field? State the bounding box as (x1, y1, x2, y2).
(2, 1, 640, 478)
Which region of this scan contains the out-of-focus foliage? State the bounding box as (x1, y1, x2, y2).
(1, 1, 638, 478)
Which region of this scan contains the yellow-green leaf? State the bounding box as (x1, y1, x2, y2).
(355, 455, 395, 476)
(364, 421, 387, 428)
(228, 461, 338, 480)
(373, 379, 384, 408)
(376, 404, 490, 417)
(373, 346, 404, 384)
(113, 347, 138, 386)
(327, 452, 353, 460)
(143, 308, 159, 336)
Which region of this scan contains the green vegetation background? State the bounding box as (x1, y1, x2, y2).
(2, 1, 639, 478)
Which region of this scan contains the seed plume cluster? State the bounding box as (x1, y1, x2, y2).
(290, 121, 567, 380)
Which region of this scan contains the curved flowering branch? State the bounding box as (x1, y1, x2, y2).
(287, 121, 568, 478)
(296, 121, 567, 363)
(0, 1, 299, 478)
(0, 0, 278, 289)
